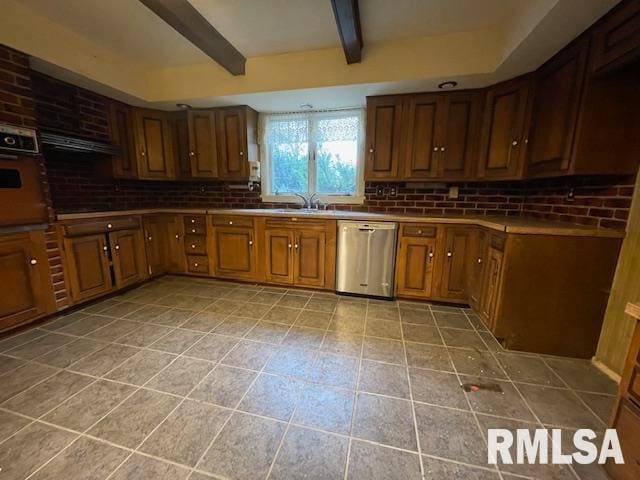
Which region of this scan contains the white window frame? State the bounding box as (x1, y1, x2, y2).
(259, 109, 365, 205)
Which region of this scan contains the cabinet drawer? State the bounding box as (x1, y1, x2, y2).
(401, 224, 437, 237)
(212, 215, 254, 228)
(184, 216, 206, 229)
(184, 224, 206, 235)
(187, 255, 209, 274)
(64, 217, 140, 237)
(185, 235, 207, 255)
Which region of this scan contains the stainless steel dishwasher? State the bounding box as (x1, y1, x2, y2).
(336, 220, 398, 298)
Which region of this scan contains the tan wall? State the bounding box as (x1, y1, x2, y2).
(595, 172, 640, 376)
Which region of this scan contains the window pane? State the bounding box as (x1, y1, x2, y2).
(267, 118, 309, 194)
(315, 115, 359, 195)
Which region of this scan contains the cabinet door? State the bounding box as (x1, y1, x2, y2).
(395, 236, 436, 298)
(365, 96, 404, 180)
(134, 108, 175, 179)
(143, 216, 168, 277)
(166, 216, 185, 273)
(438, 91, 479, 179)
(439, 227, 472, 300)
(64, 234, 113, 302)
(213, 226, 256, 279)
(592, 0, 640, 74)
(480, 247, 503, 331)
(403, 94, 442, 179)
(170, 111, 191, 178)
(109, 102, 137, 178)
(0, 232, 51, 330)
(110, 229, 147, 289)
(477, 78, 530, 179)
(294, 230, 326, 288)
(468, 230, 488, 310)
(217, 107, 248, 179)
(526, 38, 589, 176)
(189, 110, 219, 178)
(264, 229, 294, 284)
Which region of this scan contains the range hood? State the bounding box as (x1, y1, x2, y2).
(40, 130, 121, 156)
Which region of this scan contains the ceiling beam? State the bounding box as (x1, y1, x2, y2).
(330, 0, 363, 64)
(138, 0, 246, 75)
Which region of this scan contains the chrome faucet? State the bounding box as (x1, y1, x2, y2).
(293, 193, 318, 209)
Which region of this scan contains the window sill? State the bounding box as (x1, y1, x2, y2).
(260, 194, 365, 205)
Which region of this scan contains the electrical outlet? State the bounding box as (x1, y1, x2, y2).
(376, 185, 384, 196)
(448, 186, 459, 199)
(389, 186, 397, 197)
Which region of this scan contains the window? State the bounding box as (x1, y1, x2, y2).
(260, 109, 364, 204)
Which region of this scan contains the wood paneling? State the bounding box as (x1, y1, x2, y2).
(596, 172, 640, 374)
(0, 231, 54, 332)
(365, 96, 403, 180)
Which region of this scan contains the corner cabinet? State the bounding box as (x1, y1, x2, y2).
(133, 108, 175, 180)
(0, 230, 55, 332)
(259, 217, 336, 289)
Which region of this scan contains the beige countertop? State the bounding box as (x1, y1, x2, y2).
(56, 208, 625, 238)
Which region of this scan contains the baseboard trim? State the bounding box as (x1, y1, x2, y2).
(591, 357, 621, 384)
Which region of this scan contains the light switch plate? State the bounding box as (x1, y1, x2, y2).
(448, 186, 459, 199)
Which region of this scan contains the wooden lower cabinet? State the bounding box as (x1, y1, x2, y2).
(212, 225, 256, 280)
(143, 215, 168, 276)
(479, 247, 504, 331)
(294, 230, 326, 288)
(64, 233, 113, 302)
(395, 225, 437, 298)
(264, 229, 295, 284)
(438, 227, 472, 300)
(109, 229, 147, 289)
(165, 216, 185, 273)
(0, 230, 55, 332)
(467, 229, 487, 310)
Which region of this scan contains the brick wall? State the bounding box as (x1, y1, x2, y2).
(0, 45, 69, 311)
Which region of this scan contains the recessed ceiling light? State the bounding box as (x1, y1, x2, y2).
(176, 103, 191, 109)
(299, 103, 313, 110)
(437, 81, 458, 90)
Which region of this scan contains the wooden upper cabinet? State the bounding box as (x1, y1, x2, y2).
(592, 0, 640, 74)
(294, 230, 326, 288)
(438, 91, 480, 179)
(477, 77, 531, 179)
(264, 229, 294, 284)
(403, 94, 442, 179)
(526, 37, 590, 176)
(109, 229, 147, 289)
(169, 111, 191, 178)
(0, 231, 54, 331)
(64, 234, 113, 302)
(109, 102, 138, 179)
(365, 96, 404, 180)
(133, 108, 175, 180)
(438, 227, 472, 300)
(213, 226, 256, 280)
(188, 110, 219, 178)
(395, 233, 437, 298)
(217, 106, 258, 180)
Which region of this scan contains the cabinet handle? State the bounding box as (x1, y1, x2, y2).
(29, 258, 37, 265)
(433, 147, 438, 152)
(440, 147, 446, 152)
(189, 151, 195, 156)
(191, 219, 196, 224)
(428, 252, 434, 259)
(191, 229, 196, 233)
(477, 257, 483, 263)
(114, 244, 120, 251)
(524, 138, 529, 144)
(239, 151, 244, 156)
(148, 236, 152, 241)
(194, 262, 199, 267)
(175, 234, 179, 240)
(288, 243, 292, 249)
(294, 244, 299, 249)
(141, 151, 146, 157)
(447, 251, 452, 257)
(107, 223, 113, 229)
(511, 140, 518, 146)
(249, 240, 253, 246)
(229, 221, 233, 225)
(191, 244, 196, 249)
(102, 245, 108, 252)
(369, 148, 374, 153)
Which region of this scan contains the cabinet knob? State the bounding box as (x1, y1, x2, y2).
(524, 138, 529, 144)
(191, 229, 196, 233)
(511, 140, 518, 146)
(418, 230, 422, 234)
(107, 223, 113, 229)
(440, 147, 445, 152)
(239, 151, 244, 156)
(191, 244, 196, 249)
(288, 243, 292, 249)
(433, 147, 438, 152)
(141, 151, 146, 157)
(447, 251, 452, 257)
(369, 148, 374, 153)
(148, 236, 152, 241)
(102, 245, 108, 252)
(29, 258, 37, 265)
(229, 221, 233, 225)
(191, 219, 195, 223)
(428, 252, 434, 258)
(294, 244, 299, 249)
(477, 258, 483, 263)
(249, 240, 253, 246)
(189, 151, 195, 156)
(175, 234, 179, 239)
(115, 245, 120, 251)
(194, 262, 199, 267)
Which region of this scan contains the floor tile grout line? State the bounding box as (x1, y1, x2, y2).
(433, 312, 504, 478)
(397, 300, 427, 480)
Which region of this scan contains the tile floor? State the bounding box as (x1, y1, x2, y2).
(0, 276, 617, 480)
